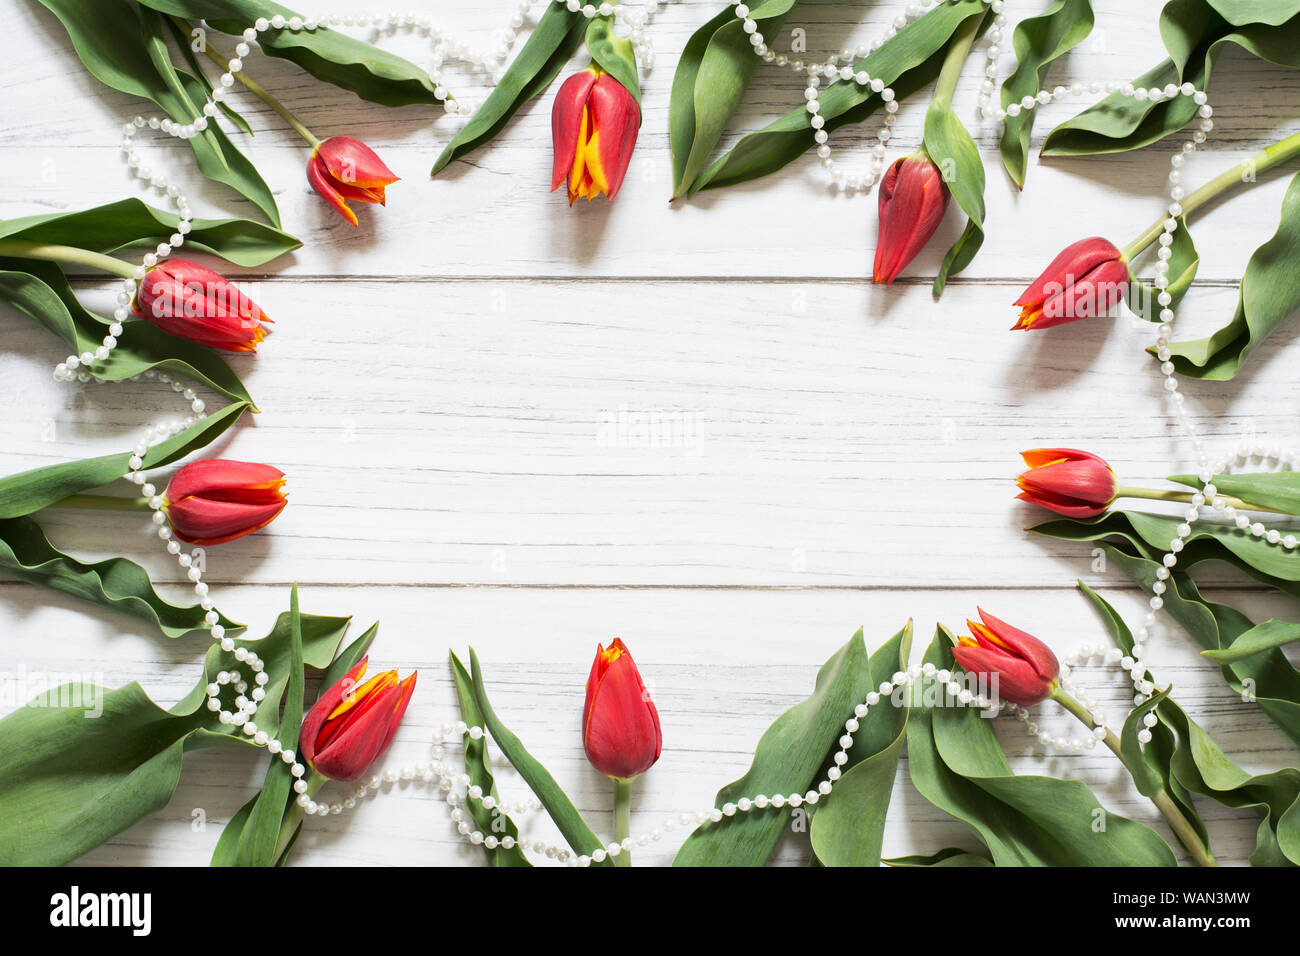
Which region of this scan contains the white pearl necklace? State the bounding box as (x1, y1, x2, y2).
(44, 0, 1291, 863)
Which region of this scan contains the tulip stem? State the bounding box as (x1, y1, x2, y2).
(1119, 128, 1300, 261)
(612, 778, 633, 867)
(0, 240, 137, 279)
(931, 8, 988, 108)
(45, 493, 153, 512)
(197, 28, 321, 149)
(1051, 686, 1217, 867)
(1113, 484, 1290, 516)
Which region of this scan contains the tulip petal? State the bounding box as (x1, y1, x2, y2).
(301, 657, 368, 766)
(307, 153, 360, 228)
(976, 608, 1060, 683)
(166, 496, 287, 546)
(552, 69, 599, 193)
(1020, 447, 1099, 469)
(1014, 237, 1121, 308)
(316, 136, 400, 189)
(586, 73, 640, 200)
(166, 460, 285, 504)
(378, 672, 418, 755)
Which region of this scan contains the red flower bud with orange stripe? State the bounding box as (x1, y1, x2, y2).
(873, 151, 951, 285)
(300, 657, 417, 782)
(583, 638, 661, 780)
(133, 259, 269, 352)
(1016, 447, 1117, 518)
(953, 609, 1060, 706)
(1013, 237, 1129, 330)
(551, 67, 640, 205)
(163, 459, 287, 546)
(307, 135, 400, 228)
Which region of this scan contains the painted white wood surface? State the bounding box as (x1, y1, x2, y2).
(2, 0, 1300, 866)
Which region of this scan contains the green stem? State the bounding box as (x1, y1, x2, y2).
(931, 8, 987, 108)
(1113, 484, 1290, 516)
(0, 240, 137, 279)
(45, 493, 153, 512)
(197, 28, 320, 149)
(613, 778, 632, 867)
(271, 773, 324, 863)
(1120, 128, 1300, 260)
(1052, 687, 1217, 867)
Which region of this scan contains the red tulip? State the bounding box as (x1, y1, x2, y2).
(583, 638, 661, 780)
(1016, 447, 1117, 518)
(307, 135, 400, 228)
(953, 608, 1060, 706)
(1013, 237, 1129, 330)
(873, 152, 951, 284)
(551, 67, 639, 205)
(300, 657, 417, 782)
(164, 459, 287, 546)
(133, 259, 268, 352)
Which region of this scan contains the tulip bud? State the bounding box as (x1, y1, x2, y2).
(163, 459, 287, 546)
(1015, 447, 1117, 518)
(583, 638, 661, 780)
(952, 608, 1060, 706)
(133, 259, 269, 352)
(551, 67, 640, 205)
(1013, 237, 1129, 330)
(307, 135, 400, 228)
(873, 151, 951, 285)
(300, 657, 417, 782)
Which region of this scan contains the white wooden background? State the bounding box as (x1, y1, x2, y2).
(3, 0, 1299, 866)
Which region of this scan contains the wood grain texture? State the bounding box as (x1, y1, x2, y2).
(2, 0, 1300, 866)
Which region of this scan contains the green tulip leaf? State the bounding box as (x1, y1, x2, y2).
(0, 515, 240, 639)
(997, 0, 1095, 187)
(449, 652, 531, 867)
(466, 647, 608, 863)
(807, 622, 912, 867)
(883, 847, 993, 866)
(432, 4, 587, 175)
(0, 399, 251, 520)
(924, 102, 985, 295)
(1170, 470, 1300, 515)
(674, 626, 875, 866)
(908, 627, 1177, 865)
(137, 0, 444, 107)
(0, 198, 299, 267)
(1042, 0, 1300, 157)
(1202, 619, 1300, 662)
(585, 15, 639, 103)
(693, 0, 987, 193)
(669, 0, 801, 199)
(0, 261, 255, 407)
(231, 584, 305, 866)
(0, 595, 352, 865)
(1163, 170, 1300, 379)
